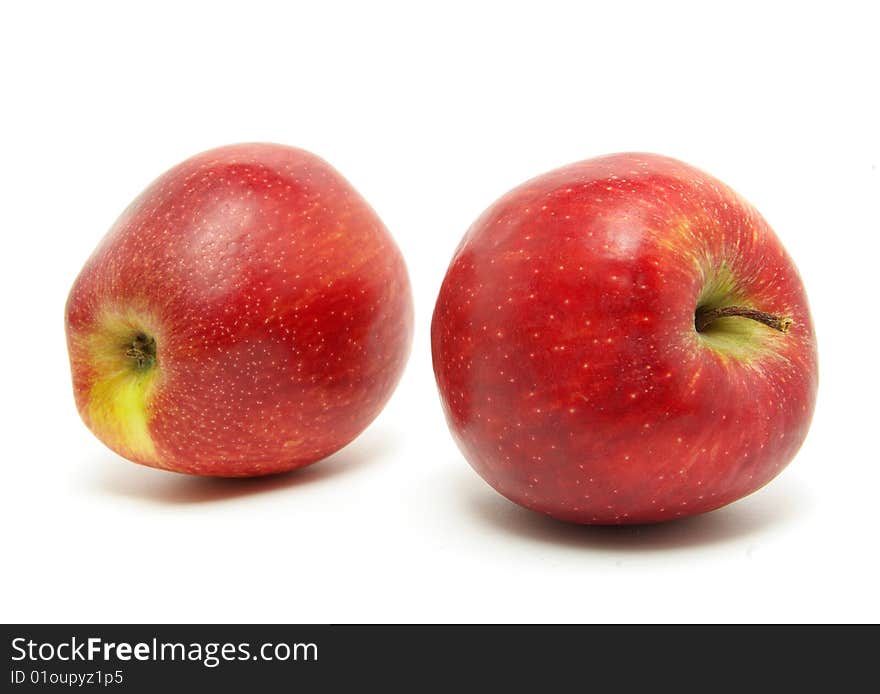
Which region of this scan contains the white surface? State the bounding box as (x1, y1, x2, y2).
(1, 1, 878, 623)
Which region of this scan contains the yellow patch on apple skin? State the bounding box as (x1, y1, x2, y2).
(656, 216, 703, 266)
(80, 308, 162, 464)
(88, 367, 158, 461)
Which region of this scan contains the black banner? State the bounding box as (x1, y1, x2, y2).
(2, 624, 875, 690)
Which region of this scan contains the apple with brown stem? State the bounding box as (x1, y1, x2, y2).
(432, 153, 817, 524)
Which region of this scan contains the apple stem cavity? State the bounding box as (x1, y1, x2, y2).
(695, 305, 793, 334)
(125, 332, 157, 371)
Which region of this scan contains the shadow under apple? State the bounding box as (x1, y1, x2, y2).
(87, 426, 398, 505)
(454, 467, 810, 552)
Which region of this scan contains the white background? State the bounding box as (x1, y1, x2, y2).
(1, 1, 878, 623)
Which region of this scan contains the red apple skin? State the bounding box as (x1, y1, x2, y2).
(432, 153, 817, 524)
(66, 143, 412, 476)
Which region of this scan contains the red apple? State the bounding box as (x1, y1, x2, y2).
(432, 153, 817, 524)
(66, 143, 413, 476)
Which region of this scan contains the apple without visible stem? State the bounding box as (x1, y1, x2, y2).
(432, 153, 817, 524)
(66, 143, 413, 476)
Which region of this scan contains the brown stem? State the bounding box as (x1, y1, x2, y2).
(695, 306, 793, 334)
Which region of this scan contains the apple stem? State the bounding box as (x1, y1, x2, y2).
(695, 306, 793, 334)
(125, 332, 157, 371)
